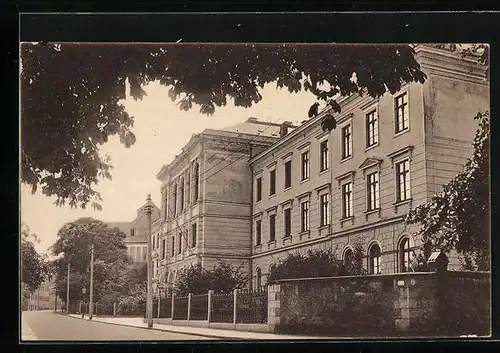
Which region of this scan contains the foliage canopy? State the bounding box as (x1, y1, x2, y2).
(21, 43, 428, 208)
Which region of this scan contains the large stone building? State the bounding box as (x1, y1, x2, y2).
(154, 44, 489, 289)
(107, 201, 161, 264)
(154, 118, 295, 288)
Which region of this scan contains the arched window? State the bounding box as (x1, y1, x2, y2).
(368, 243, 381, 274)
(193, 162, 200, 200)
(399, 236, 411, 272)
(256, 268, 262, 290)
(343, 247, 354, 267)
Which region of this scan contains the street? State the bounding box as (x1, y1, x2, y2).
(21, 311, 214, 341)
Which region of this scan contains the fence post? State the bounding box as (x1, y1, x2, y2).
(113, 302, 116, 317)
(207, 290, 213, 323)
(171, 293, 175, 320)
(233, 288, 238, 325)
(187, 293, 192, 321)
(95, 303, 98, 316)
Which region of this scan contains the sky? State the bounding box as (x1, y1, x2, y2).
(20, 81, 318, 254)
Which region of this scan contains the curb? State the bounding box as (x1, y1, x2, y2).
(63, 313, 238, 340)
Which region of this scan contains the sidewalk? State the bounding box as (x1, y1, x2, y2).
(66, 314, 326, 340)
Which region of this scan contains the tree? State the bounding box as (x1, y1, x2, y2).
(173, 261, 249, 296)
(405, 111, 490, 271)
(21, 43, 428, 208)
(21, 223, 49, 294)
(51, 217, 132, 304)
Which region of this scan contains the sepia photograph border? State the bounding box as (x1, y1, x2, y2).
(10, 8, 500, 353)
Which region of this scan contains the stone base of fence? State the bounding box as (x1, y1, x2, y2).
(142, 318, 272, 333)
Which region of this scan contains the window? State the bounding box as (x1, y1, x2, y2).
(343, 248, 354, 267)
(284, 160, 292, 188)
(320, 194, 330, 226)
(300, 201, 309, 232)
(342, 182, 353, 218)
(301, 151, 310, 180)
(395, 92, 409, 133)
(396, 159, 411, 202)
(366, 110, 379, 147)
(156, 235, 159, 249)
(193, 163, 200, 201)
(320, 140, 329, 172)
(368, 244, 381, 274)
(399, 237, 411, 272)
(269, 214, 276, 242)
(172, 184, 177, 215)
(130, 229, 135, 237)
(367, 172, 380, 211)
(177, 234, 182, 254)
(255, 220, 262, 245)
(341, 124, 352, 159)
(179, 177, 185, 212)
(256, 177, 262, 202)
(256, 268, 262, 289)
(152, 235, 156, 249)
(144, 246, 147, 261)
(284, 208, 291, 237)
(163, 189, 168, 220)
(186, 171, 190, 205)
(171, 237, 175, 257)
(269, 170, 276, 196)
(161, 239, 166, 259)
(191, 223, 197, 247)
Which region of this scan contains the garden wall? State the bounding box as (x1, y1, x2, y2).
(269, 271, 490, 338)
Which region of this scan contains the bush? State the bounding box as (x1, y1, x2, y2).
(173, 260, 249, 296)
(268, 246, 367, 283)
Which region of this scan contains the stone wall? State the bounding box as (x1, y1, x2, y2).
(268, 271, 490, 338)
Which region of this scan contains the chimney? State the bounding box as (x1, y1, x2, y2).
(279, 121, 293, 137)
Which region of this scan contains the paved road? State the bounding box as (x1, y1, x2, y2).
(21, 311, 213, 341)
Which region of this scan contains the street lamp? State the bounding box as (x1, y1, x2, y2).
(143, 194, 154, 328)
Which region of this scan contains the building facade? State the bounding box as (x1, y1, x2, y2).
(154, 119, 295, 289)
(156, 44, 489, 290)
(108, 201, 161, 264)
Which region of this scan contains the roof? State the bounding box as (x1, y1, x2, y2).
(219, 117, 288, 138)
(106, 222, 131, 235)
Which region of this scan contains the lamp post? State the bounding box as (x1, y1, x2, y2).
(144, 194, 154, 328)
(81, 287, 86, 318)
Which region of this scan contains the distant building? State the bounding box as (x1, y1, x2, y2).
(107, 201, 161, 264)
(26, 277, 63, 311)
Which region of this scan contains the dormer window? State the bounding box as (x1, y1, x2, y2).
(130, 229, 135, 237)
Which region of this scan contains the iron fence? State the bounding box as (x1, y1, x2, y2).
(190, 293, 208, 320)
(95, 302, 115, 316)
(116, 301, 146, 317)
(173, 296, 189, 320)
(237, 286, 268, 324)
(211, 292, 233, 323)
(160, 297, 172, 318)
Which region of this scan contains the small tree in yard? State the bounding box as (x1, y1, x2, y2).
(405, 111, 490, 271)
(173, 260, 249, 296)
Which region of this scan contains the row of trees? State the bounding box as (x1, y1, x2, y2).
(49, 217, 147, 312)
(21, 224, 51, 305)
